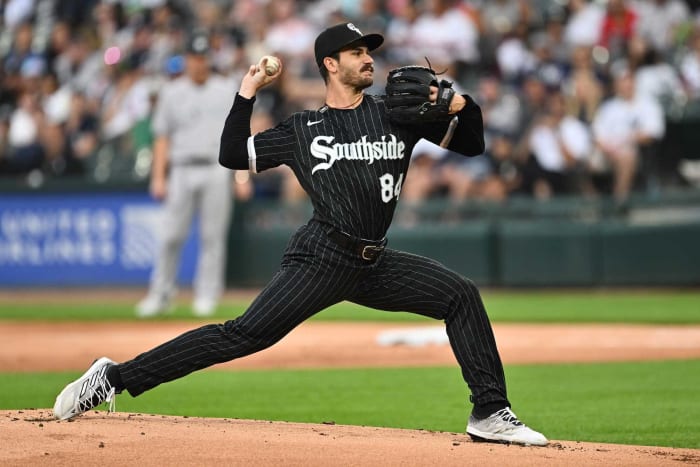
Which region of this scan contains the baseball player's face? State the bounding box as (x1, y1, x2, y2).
(337, 46, 374, 90)
(186, 54, 210, 84)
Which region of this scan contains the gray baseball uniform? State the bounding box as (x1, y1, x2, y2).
(146, 73, 238, 306)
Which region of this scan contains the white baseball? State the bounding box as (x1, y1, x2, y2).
(260, 55, 280, 76)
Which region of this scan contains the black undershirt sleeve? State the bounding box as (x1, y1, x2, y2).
(219, 93, 255, 170)
(445, 94, 486, 157)
(416, 94, 485, 157)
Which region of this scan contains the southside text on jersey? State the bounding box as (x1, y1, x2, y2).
(310, 134, 406, 174)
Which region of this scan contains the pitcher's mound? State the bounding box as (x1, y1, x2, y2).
(2, 410, 698, 466)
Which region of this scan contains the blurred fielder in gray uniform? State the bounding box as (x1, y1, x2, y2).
(136, 32, 241, 317)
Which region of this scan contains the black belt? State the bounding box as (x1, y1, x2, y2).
(326, 228, 387, 262)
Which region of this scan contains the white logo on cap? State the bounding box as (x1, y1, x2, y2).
(192, 36, 208, 52)
(347, 23, 362, 35)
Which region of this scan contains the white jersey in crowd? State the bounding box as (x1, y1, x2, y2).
(529, 116, 592, 172)
(151, 74, 238, 165)
(592, 95, 666, 149)
(407, 6, 480, 65)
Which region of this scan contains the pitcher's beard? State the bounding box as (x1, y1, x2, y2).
(341, 66, 374, 91)
(354, 77, 373, 92)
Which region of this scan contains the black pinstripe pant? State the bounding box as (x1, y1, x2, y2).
(119, 220, 509, 409)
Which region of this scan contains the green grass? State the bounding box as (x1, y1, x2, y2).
(0, 302, 251, 322)
(1, 290, 699, 323)
(482, 291, 700, 323)
(3, 360, 699, 448)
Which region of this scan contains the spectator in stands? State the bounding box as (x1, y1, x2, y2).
(91, 1, 129, 53)
(263, 0, 318, 61)
(598, 0, 638, 63)
(631, 37, 687, 108)
(563, 45, 606, 125)
(438, 151, 508, 203)
(513, 72, 550, 153)
(401, 139, 507, 205)
(44, 20, 72, 75)
(61, 91, 99, 174)
(540, 6, 570, 66)
(634, 0, 691, 57)
(1, 90, 45, 175)
(591, 68, 666, 201)
(528, 29, 568, 93)
(400, 140, 444, 205)
(496, 20, 537, 85)
(350, 0, 390, 40)
(527, 91, 594, 198)
(208, 25, 246, 76)
(225, 0, 268, 54)
(479, 0, 530, 70)
(475, 75, 523, 197)
(39, 71, 75, 175)
(53, 0, 100, 29)
(508, 72, 554, 195)
(2, 21, 36, 105)
(18, 55, 47, 95)
(191, 0, 225, 32)
(478, 74, 522, 138)
(3, 0, 35, 31)
(629, 36, 690, 189)
(99, 54, 151, 143)
(384, 0, 420, 65)
(53, 29, 105, 100)
(406, 0, 480, 73)
(146, 3, 185, 77)
(564, 0, 605, 48)
(680, 26, 700, 99)
(488, 130, 522, 195)
(247, 0, 322, 115)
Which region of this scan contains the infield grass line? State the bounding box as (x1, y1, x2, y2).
(0, 290, 699, 324)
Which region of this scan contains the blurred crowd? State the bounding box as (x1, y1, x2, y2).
(2, 0, 700, 203)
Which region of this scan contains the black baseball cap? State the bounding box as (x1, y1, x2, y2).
(187, 31, 211, 55)
(314, 22, 384, 68)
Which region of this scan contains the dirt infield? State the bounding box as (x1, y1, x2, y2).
(1, 288, 699, 465)
(3, 410, 700, 467)
(2, 321, 700, 371)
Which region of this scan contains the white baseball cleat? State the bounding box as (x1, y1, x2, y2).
(192, 298, 217, 317)
(53, 357, 117, 420)
(466, 407, 548, 446)
(135, 293, 173, 318)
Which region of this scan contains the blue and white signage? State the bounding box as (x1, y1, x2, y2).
(0, 193, 198, 286)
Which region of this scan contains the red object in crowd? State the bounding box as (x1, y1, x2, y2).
(599, 5, 638, 48)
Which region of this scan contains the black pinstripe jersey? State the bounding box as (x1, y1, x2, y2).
(249, 95, 476, 240)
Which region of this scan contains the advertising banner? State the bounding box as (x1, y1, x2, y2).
(0, 193, 198, 286)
